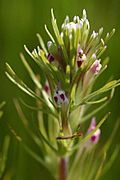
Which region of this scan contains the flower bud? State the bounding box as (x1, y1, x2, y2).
(90, 60, 102, 75)
(87, 117, 101, 145)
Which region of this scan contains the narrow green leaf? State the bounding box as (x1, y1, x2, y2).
(24, 45, 38, 63)
(20, 53, 42, 90)
(20, 53, 55, 111)
(36, 33, 48, 55)
(19, 98, 58, 118)
(97, 45, 107, 58)
(6, 71, 35, 98)
(69, 67, 82, 95)
(82, 9, 87, 19)
(24, 45, 45, 69)
(14, 99, 45, 146)
(74, 26, 81, 51)
(38, 128, 58, 154)
(45, 24, 55, 43)
(90, 80, 120, 98)
(85, 27, 103, 55)
(81, 79, 120, 104)
(105, 28, 115, 43)
(14, 99, 58, 154)
(51, 9, 68, 64)
(5, 63, 47, 104)
(85, 96, 108, 105)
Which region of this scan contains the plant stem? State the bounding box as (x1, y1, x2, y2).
(59, 157, 67, 180)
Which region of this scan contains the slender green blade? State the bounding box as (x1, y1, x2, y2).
(51, 9, 68, 64)
(37, 33, 48, 55)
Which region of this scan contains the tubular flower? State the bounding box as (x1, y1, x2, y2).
(76, 44, 86, 67)
(90, 60, 102, 75)
(87, 117, 101, 145)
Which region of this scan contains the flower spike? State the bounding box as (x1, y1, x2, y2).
(5, 9, 120, 180)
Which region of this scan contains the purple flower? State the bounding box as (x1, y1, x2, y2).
(76, 44, 86, 67)
(53, 90, 68, 105)
(87, 117, 101, 144)
(90, 60, 102, 75)
(83, 58, 102, 88)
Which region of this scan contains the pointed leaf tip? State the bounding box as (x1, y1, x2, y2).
(51, 8, 55, 20)
(83, 9, 87, 19)
(112, 28, 115, 33)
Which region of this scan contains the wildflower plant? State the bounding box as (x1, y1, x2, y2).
(5, 9, 120, 180)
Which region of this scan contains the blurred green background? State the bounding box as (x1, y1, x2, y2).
(0, 0, 120, 179)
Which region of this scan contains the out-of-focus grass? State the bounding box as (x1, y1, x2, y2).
(0, 0, 120, 179)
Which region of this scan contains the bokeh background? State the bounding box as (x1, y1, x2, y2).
(0, 0, 120, 179)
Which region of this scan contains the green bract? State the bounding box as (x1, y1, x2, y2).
(5, 9, 120, 180)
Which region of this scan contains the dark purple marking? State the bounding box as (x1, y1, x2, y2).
(54, 96, 58, 103)
(60, 93, 65, 101)
(91, 135, 96, 142)
(47, 53, 54, 63)
(44, 85, 49, 93)
(77, 60, 83, 67)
